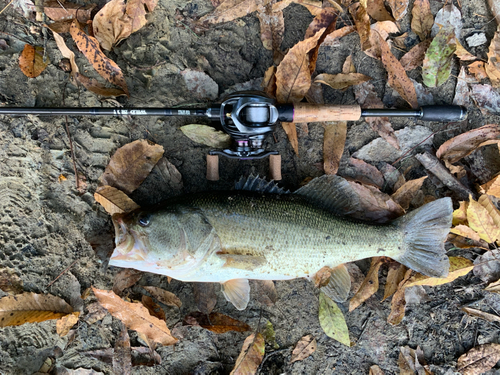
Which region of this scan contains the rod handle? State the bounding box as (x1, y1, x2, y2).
(292, 103, 362, 123)
(420, 106, 467, 122)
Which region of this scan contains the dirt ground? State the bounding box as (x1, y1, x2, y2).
(1, 0, 500, 373)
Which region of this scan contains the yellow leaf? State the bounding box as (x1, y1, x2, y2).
(486, 31, 500, 87)
(478, 194, 500, 230)
(319, 292, 350, 346)
(230, 333, 265, 375)
(452, 201, 468, 226)
(94, 186, 140, 215)
(405, 257, 473, 287)
(349, 257, 383, 311)
(92, 287, 177, 346)
(450, 225, 481, 242)
(0, 292, 73, 327)
(56, 312, 80, 336)
(481, 175, 500, 198)
(467, 196, 500, 243)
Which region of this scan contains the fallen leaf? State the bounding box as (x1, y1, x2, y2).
(192, 283, 217, 314)
(354, 81, 399, 149)
(143, 286, 182, 308)
(457, 343, 500, 374)
(113, 322, 132, 375)
(342, 55, 355, 74)
(113, 269, 143, 295)
(383, 263, 407, 300)
(282, 122, 299, 156)
(386, 0, 408, 20)
(230, 333, 265, 375)
(262, 65, 277, 97)
(94, 186, 140, 215)
(399, 346, 431, 374)
(405, 256, 474, 287)
(481, 175, 500, 198)
(349, 2, 371, 51)
(180, 124, 232, 148)
(306, 9, 338, 75)
(393, 32, 408, 49)
(44, 1, 95, 23)
(73, 73, 128, 97)
(252, 280, 277, 306)
(256, 2, 285, 57)
(126, 0, 158, 33)
(474, 249, 500, 283)
(318, 292, 350, 346)
(323, 121, 347, 175)
(366, 0, 394, 22)
(478, 195, 500, 230)
(489, 0, 500, 25)
(56, 312, 80, 336)
(272, 0, 324, 16)
(387, 268, 413, 325)
(431, 4, 462, 39)
(93, 0, 129, 50)
(485, 278, 500, 292)
(365, 21, 400, 60)
(0, 268, 23, 294)
(470, 84, 500, 115)
(180, 70, 219, 100)
(455, 40, 477, 61)
(436, 124, 500, 164)
(349, 257, 383, 311)
(322, 25, 356, 46)
(467, 197, 500, 243)
(99, 140, 164, 195)
(92, 287, 177, 345)
(84, 302, 108, 324)
(391, 176, 427, 210)
(0, 292, 73, 327)
(314, 72, 370, 90)
(422, 26, 456, 88)
(369, 365, 385, 375)
(262, 320, 279, 349)
(184, 312, 251, 334)
(18, 44, 49, 78)
(141, 296, 166, 321)
(276, 28, 325, 103)
(486, 31, 500, 87)
(400, 40, 431, 71)
(200, 0, 262, 25)
(447, 233, 489, 250)
(453, 66, 472, 107)
(290, 335, 317, 363)
(461, 306, 500, 323)
(346, 157, 384, 188)
(411, 0, 433, 40)
(376, 31, 418, 108)
(468, 61, 488, 80)
(450, 225, 481, 242)
(70, 20, 129, 95)
(51, 30, 79, 74)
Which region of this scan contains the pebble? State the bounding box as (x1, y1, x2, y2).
(466, 33, 487, 47)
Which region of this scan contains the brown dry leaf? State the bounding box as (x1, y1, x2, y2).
(383, 263, 407, 300)
(70, 20, 129, 95)
(192, 283, 217, 314)
(94, 186, 140, 215)
(73, 73, 128, 97)
(56, 312, 80, 336)
(84, 302, 108, 324)
(0, 268, 23, 294)
(461, 306, 500, 323)
(447, 233, 489, 250)
(457, 343, 500, 375)
(322, 25, 356, 46)
(393, 32, 408, 49)
(399, 346, 431, 374)
(453, 201, 468, 226)
(51, 30, 79, 74)
(92, 287, 177, 345)
(143, 286, 182, 308)
(405, 257, 474, 288)
(290, 335, 317, 363)
(349, 257, 383, 311)
(99, 140, 164, 195)
(44, 1, 95, 23)
(400, 40, 431, 71)
(450, 225, 481, 242)
(0, 292, 73, 327)
(354, 81, 399, 149)
(455, 41, 477, 61)
(376, 31, 418, 108)
(486, 31, 500, 87)
(323, 121, 347, 175)
(184, 312, 251, 334)
(141, 296, 166, 321)
(282, 122, 299, 156)
(485, 278, 500, 292)
(180, 124, 232, 148)
(386, 0, 408, 20)
(387, 268, 413, 325)
(366, 0, 394, 22)
(467, 196, 500, 243)
(436, 124, 500, 164)
(365, 21, 400, 60)
(349, 3, 371, 51)
(126, 0, 158, 33)
(468, 61, 488, 80)
(411, 0, 433, 41)
(391, 176, 427, 210)
(272, 0, 323, 16)
(231, 333, 265, 375)
(113, 323, 132, 375)
(155, 157, 183, 193)
(347, 157, 384, 188)
(314, 72, 370, 90)
(488, 0, 500, 25)
(276, 28, 325, 103)
(369, 365, 385, 375)
(342, 55, 355, 74)
(307, 9, 338, 75)
(200, 0, 263, 24)
(314, 266, 332, 288)
(256, 1, 285, 57)
(112, 269, 143, 296)
(262, 65, 277, 96)
(478, 194, 500, 230)
(18, 44, 49, 78)
(481, 175, 500, 198)
(252, 280, 278, 306)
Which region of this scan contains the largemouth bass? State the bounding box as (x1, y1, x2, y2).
(109, 175, 452, 310)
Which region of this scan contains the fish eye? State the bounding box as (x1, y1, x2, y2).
(138, 213, 152, 227)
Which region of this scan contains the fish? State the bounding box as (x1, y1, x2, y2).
(109, 175, 453, 310)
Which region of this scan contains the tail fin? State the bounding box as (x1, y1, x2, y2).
(392, 198, 453, 278)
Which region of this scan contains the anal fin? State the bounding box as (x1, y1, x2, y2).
(319, 264, 351, 302)
(221, 279, 250, 310)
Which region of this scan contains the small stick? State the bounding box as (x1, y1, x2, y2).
(64, 115, 80, 190)
(47, 259, 79, 288)
(0, 0, 15, 16)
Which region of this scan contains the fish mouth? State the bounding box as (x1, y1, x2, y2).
(112, 214, 135, 254)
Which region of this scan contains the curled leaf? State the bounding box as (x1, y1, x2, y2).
(56, 312, 80, 336)
(180, 125, 232, 148)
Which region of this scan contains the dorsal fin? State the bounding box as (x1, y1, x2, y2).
(235, 175, 289, 194)
(294, 175, 359, 215)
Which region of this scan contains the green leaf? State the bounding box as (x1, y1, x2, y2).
(318, 292, 350, 346)
(180, 125, 232, 148)
(422, 27, 456, 87)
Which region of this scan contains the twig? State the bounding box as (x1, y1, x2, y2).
(47, 259, 79, 288)
(0, 0, 15, 16)
(64, 115, 80, 190)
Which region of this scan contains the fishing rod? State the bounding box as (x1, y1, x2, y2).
(0, 91, 466, 179)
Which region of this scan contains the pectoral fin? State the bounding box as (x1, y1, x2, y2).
(320, 264, 351, 302)
(221, 279, 250, 310)
(218, 254, 267, 270)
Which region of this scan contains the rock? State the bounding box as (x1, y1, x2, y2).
(466, 33, 487, 47)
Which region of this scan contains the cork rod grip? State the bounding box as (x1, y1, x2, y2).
(293, 103, 362, 123)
